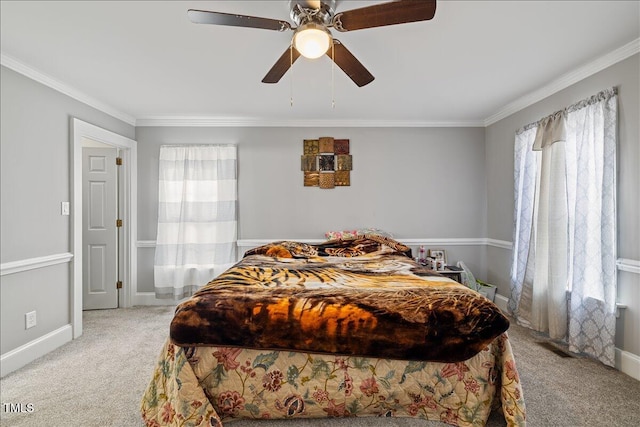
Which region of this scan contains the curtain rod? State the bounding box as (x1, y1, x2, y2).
(516, 86, 617, 135)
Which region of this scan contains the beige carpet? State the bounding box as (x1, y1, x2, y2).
(1, 306, 639, 427)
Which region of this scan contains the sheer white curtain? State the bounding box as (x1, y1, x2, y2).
(154, 145, 237, 299)
(510, 88, 617, 366)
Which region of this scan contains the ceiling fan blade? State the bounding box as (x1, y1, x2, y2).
(262, 46, 302, 84)
(327, 40, 374, 87)
(333, 0, 436, 32)
(187, 9, 291, 31)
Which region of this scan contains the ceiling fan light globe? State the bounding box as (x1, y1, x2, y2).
(293, 24, 331, 59)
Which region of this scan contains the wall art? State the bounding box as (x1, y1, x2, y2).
(301, 137, 351, 188)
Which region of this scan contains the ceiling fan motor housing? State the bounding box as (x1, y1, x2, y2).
(289, 0, 337, 26)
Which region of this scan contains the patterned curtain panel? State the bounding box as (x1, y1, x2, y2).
(510, 88, 617, 366)
(154, 145, 237, 299)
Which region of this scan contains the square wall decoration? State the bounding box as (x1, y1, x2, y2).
(319, 155, 335, 171)
(304, 172, 319, 186)
(335, 170, 350, 186)
(300, 137, 351, 188)
(304, 139, 319, 155)
(301, 155, 317, 171)
(334, 139, 350, 154)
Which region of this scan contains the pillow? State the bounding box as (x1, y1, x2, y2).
(325, 229, 359, 240)
(325, 228, 393, 240)
(356, 228, 394, 238)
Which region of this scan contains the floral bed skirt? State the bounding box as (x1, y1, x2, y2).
(141, 333, 525, 426)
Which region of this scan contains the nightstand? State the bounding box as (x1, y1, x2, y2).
(437, 269, 462, 283)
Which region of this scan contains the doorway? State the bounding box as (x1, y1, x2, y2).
(71, 118, 137, 338)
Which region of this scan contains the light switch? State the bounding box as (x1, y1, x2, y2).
(61, 202, 70, 216)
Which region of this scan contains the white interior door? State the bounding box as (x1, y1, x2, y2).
(82, 147, 118, 310)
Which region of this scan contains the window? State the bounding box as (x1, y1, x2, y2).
(154, 145, 238, 299)
(510, 88, 617, 366)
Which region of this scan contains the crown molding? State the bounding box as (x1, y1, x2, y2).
(135, 117, 484, 128)
(4, 37, 638, 129)
(484, 38, 640, 126)
(1, 52, 136, 127)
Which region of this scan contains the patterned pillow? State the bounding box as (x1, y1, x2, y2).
(325, 229, 359, 240)
(356, 228, 393, 238)
(325, 228, 393, 240)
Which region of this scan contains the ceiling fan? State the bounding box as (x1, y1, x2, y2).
(187, 0, 437, 87)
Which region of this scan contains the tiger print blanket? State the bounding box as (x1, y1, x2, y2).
(170, 237, 510, 362)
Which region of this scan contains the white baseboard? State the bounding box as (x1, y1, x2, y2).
(496, 293, 640, 380)
(615, 347, 640, 381)
(0, 324, 72, 378)
(133, 292, 181, 306)
(494, 293, 509, 313)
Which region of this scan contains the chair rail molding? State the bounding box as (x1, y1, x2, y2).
(0, 253, 73, 276)
(137, 240, 157, 248)
(616, 258, 640, 275)
(237, 237, 510, 248)
(142, 239, 639, 278)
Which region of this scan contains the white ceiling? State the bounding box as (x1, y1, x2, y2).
(1, 1, 639, 127)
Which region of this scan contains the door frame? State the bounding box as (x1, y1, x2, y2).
(71, 118, 137, 338)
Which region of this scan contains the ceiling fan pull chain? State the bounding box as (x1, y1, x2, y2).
(331, 41, 335, 109)
(290, 42, 294, 107)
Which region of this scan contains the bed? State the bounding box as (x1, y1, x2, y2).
(141, 236, 526, 426)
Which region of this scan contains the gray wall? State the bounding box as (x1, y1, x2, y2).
(135, 126, 488, 292)
(2, 52, 638, 363)
(0, 66, 135, 354)
(485, 54, 640, 356)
